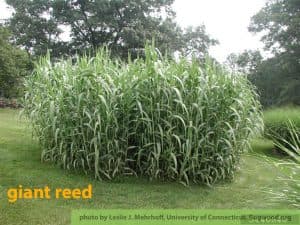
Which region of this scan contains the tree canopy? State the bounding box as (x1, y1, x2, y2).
(4, 0, 218, 59)
(249, 0, 300, 56)
(0, 26, 32, 98)
(227, 0, 300, 107)
(225, 50, 263, 74)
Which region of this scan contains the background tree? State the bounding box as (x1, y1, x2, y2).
(249, 0, 300, 106)
(249, 0, 300, 56)
(225, 50, 262, 74)
(4, 0, 65, 58)
(0, 26, 32, 98)
(227, 0, 300, 107)
(3, 0, 218, 59)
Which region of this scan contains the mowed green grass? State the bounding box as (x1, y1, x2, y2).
(0, 109, 297, 225)
(264, 106, 300, 126)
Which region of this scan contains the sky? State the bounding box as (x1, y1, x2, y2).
(0, 0, 266, 62)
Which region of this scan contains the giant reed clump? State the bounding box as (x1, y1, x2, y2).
(23, 46, 263, 185)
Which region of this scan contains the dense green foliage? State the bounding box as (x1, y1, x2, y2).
(264, 107, 300, 161)
(251, 54, 300, 107)
(227, 52, 300, 107)
(23, 46, 262, 185)
(226, 50, 263, 75)
(4, 0, 217, 59)
(0, 26, 32, 98)
(249, 0, 300, 56)
(227, 0, 300, 107)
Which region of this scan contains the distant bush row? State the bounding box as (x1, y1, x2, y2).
(0, 98, 21, 108)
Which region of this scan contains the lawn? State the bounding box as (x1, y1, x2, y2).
(0, 109, 298, 225)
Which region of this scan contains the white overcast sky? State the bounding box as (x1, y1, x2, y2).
(0, 0, 266, 62)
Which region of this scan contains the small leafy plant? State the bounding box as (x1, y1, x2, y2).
(23, 45, 263, 186)
(264, 108, 300, 162)
(267, 121, 300, 162)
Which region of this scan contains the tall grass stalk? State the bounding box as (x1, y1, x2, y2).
(23, 45, 263, 185)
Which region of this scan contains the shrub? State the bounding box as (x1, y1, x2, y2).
(264, 107, 300, 162)
(23, 46, 263, 185)
(0, 26, 32, 99)
(0, 97, 21, 108)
